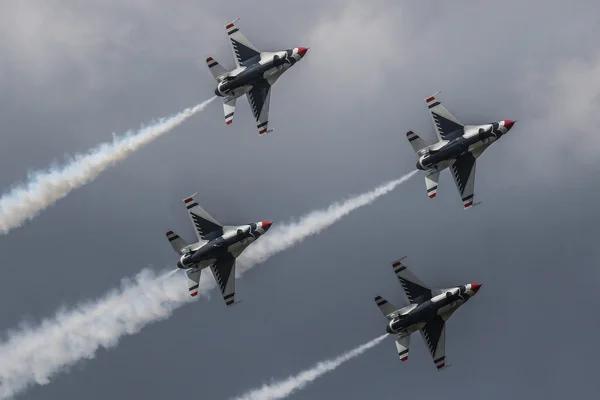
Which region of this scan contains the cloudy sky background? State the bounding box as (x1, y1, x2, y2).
(0, 0, 599, 398)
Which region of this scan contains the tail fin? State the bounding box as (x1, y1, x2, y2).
(166, 231, 189, 255)
(374, 296, 398, 320)
(206, 57, 227, 81)
(406, 131, 429, 154)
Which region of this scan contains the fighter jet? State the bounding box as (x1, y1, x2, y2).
(206, 18, 309, 135)
(407, 92, 516, 209)
(374, 257, 482, 370)
(165, 193, 272, 306)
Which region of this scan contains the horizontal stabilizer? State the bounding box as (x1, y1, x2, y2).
(165, 231, 189, 255)
(374, 296, 397, 320)
(206, 57, 227, 81)
(186, 268, 202, 297)
(395, 335, 411, 361)
(406, 131, 429, 154)
(425, 171, 440, 199)
(223, 97, 236, 125)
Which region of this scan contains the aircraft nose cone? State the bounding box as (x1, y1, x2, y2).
(297, 47, 309, 57)
(470, 283, 482, 293)
(504, 120, 515, 130)
(261, 221, 273, 231)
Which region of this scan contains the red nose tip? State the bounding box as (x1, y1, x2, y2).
(297, 47, 308, 57)
(470, 283, 482, 293)
(261, 221, 272, 231)
(504, 120, 515, 130)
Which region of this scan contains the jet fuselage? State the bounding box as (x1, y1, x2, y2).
(214, 48, 307, 98)
(385, 284, 480, 335)
(416, 121, 513, 171)
(177, 222, 271, 270)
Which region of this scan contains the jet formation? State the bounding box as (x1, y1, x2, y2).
(163, 18, 518, 373)
(374, 257, 481, 370)
(166, 193, 271, 306)
(206, 18, 308, 135)
(407, 92, 515, 209)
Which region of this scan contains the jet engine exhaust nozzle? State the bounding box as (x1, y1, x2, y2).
(386, 323, 394, 334)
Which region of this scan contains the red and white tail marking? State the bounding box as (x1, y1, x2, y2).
(395, 335, 410, 362)
(425, 172, 439, 200)
(186, 269, 201, 298)
(223, 97, 236, 126)
(206, 57, 227, 81)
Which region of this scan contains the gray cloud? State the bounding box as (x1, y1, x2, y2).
(0, 0, 598, 399)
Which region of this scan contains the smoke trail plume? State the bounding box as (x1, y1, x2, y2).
(0, 171, 416, 398)
(236, 170, 418, 275)
(0, 96, 216, 235)
(231, 334, 388, 400)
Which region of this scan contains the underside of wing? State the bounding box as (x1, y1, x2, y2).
(210, 257, 236, 306)
(391, 258, 432, 304)
(419, 316, 447, 370)
(247, 80, 272, 135)
(425, 93, 464, 141)
(225, 20, 260, 68)
(183, 193, 223, 241)
(449, 155, 476, 209)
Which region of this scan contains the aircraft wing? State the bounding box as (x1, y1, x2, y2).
(225, 20, 261, 68)
(183, 193, 223, 241)
(419, 316, 447, 370)
(210, 257, 236, 306)
(391, 258, 432, 304)
(247, 80, 272, 135)
(449, 155, 476, 210)
(425, 93, 464, 141)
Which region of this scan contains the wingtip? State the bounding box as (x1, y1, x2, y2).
(425, 90, 442, 103)
(183, 192, 199, 204)
(225, 17, 240, 28)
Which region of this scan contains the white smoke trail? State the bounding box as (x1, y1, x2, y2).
(236, 170, 418, 275)
(0, 269, 199, 399)
(230, 334, 388, 400)
(0, 96, 216, 235)
(0, 171, 416, 398)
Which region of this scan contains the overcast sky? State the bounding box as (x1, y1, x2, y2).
(0, 0, 599, 398)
